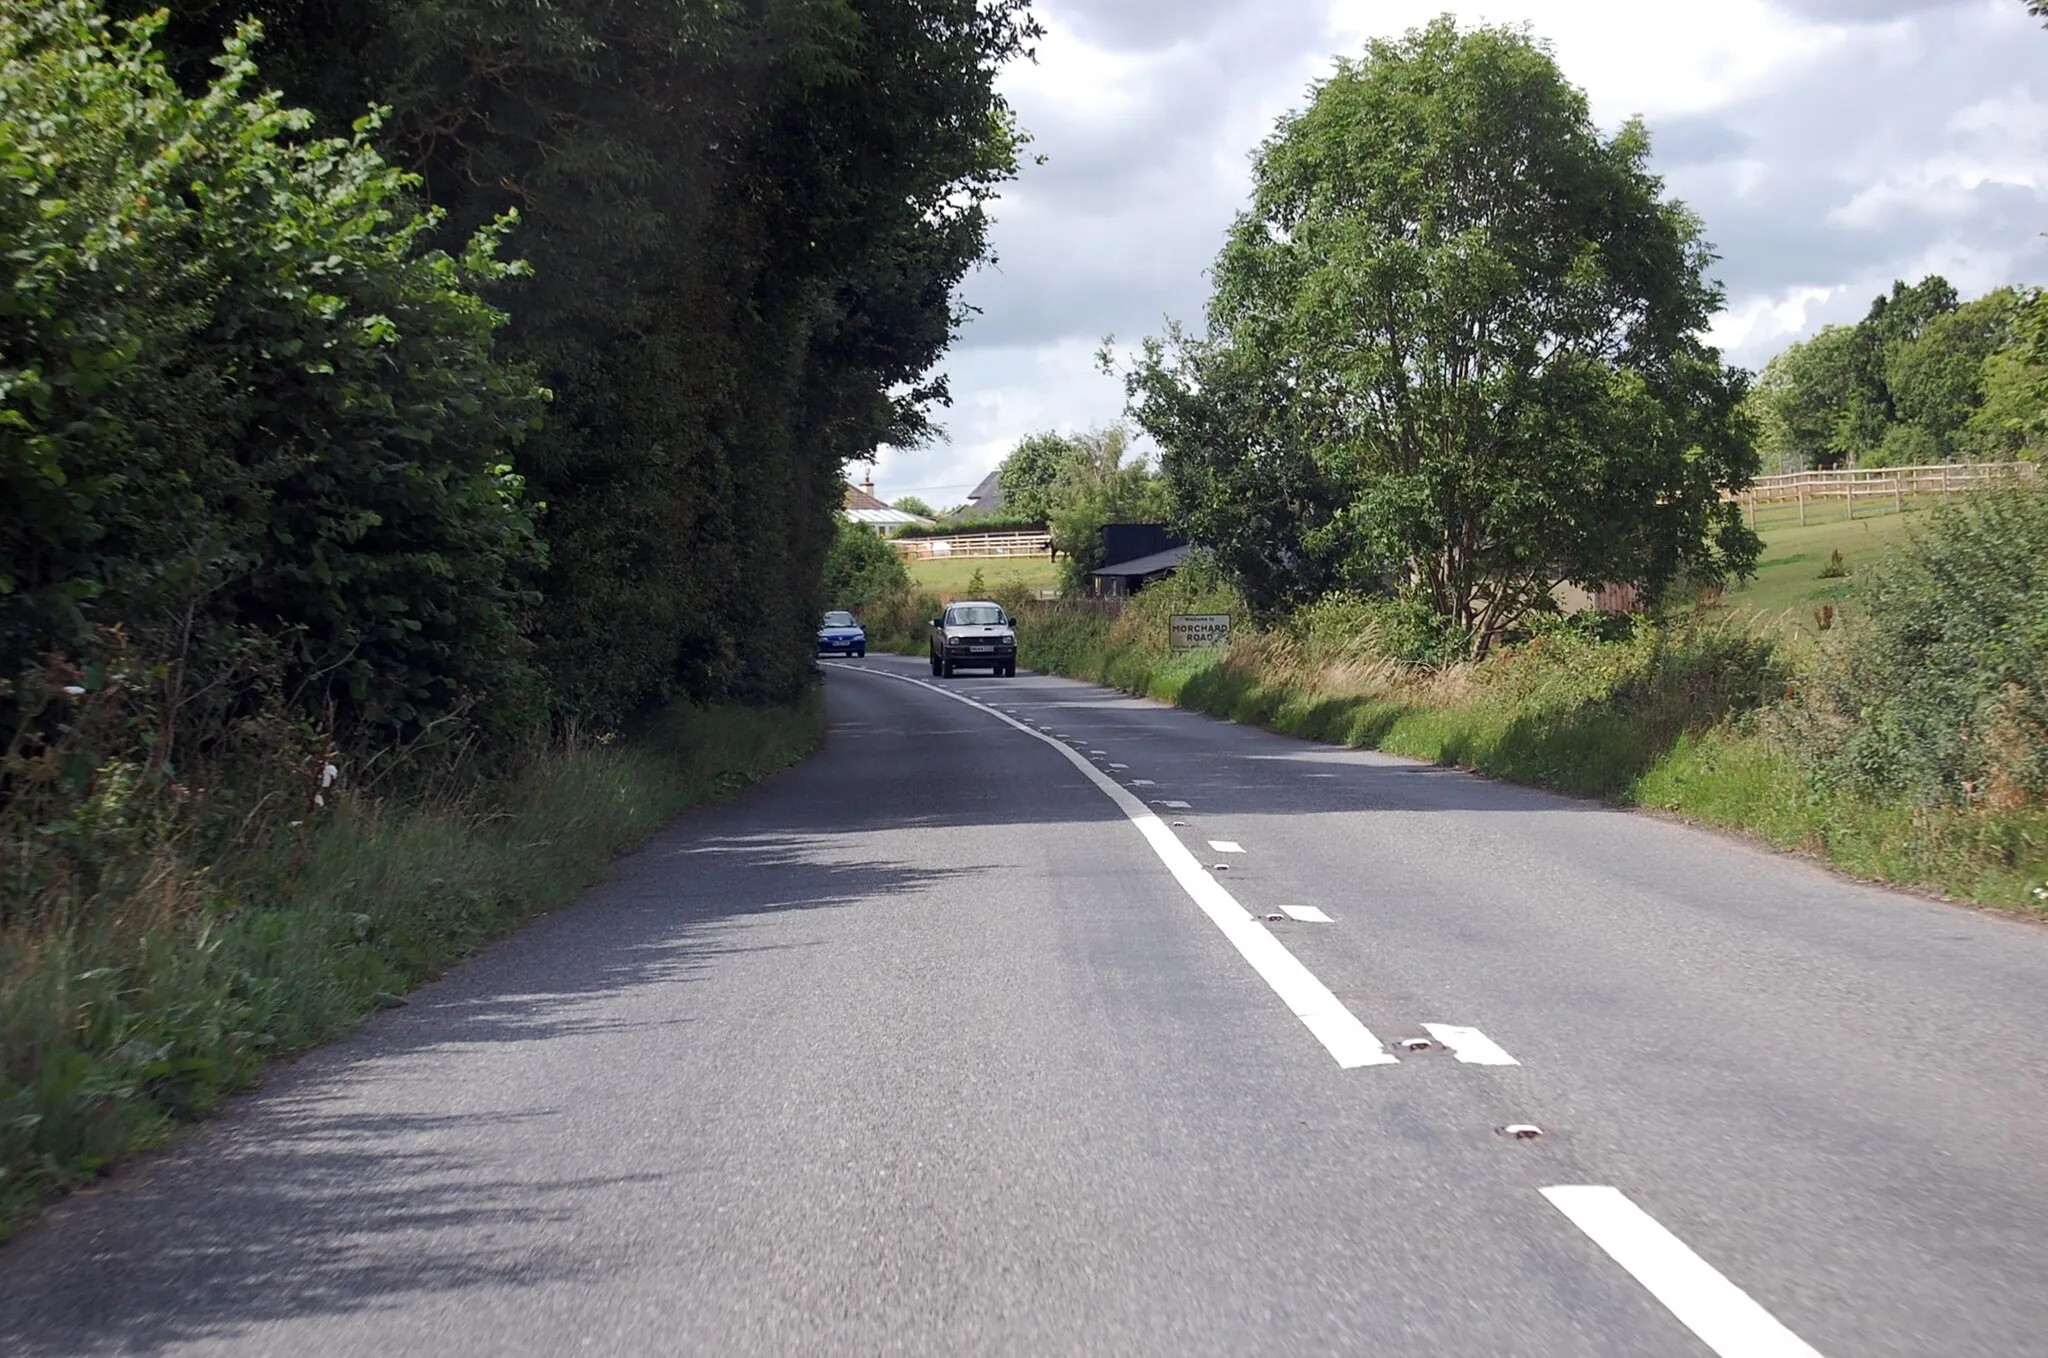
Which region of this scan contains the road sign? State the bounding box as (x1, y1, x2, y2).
(1169, 613, 1231, 652)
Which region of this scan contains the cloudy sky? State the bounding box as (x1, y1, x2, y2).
(868, 0, 2048, 507)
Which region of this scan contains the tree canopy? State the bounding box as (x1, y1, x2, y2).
(1750, 278, 2042, 470)
(1125, 18, 1758, 651)
(993, 426, 1169, 589)
(1, 2, 547, 744)
(37, 0, 1037, 747)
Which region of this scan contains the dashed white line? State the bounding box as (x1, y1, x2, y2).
(838, 663, 1397, 1069)
(1108, 763, 1129, 770)
(1279, 905, 1332, 923)
(1129, 779, 1157, 786)
(1209, 840, 1244, 853)
(1420, 1024, 1519, 1066)
(1542, 1186, 1824, 1358)
(1162, 800, 1191, 809)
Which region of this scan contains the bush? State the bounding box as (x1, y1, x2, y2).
(0, 4, 547, 755)
(822, 524, 911, 611)
(1803, 480, 2048, 807)
(856, 586, 945, 653)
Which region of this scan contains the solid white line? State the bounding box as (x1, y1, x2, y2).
(1280, 905, 1333, 923)
(1420, 1023, 1519, 1066)
(1209, 840, 1245, 853)
(1541, 1187, 1824, 1358)
(839, 663, 1396, 1068)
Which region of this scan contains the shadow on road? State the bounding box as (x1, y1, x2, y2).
(0, 823, 985, 1354)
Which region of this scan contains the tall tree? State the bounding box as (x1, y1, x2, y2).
(995, 432, 1078, 523)
(124, 0, 1040, 723)
(1126, 19, 1758, 650)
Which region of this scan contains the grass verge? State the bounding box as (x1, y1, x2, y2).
(0, 694, 823, 1239)
(1012, 587, 2047, 916)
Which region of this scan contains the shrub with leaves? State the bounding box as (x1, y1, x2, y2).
(1808, 480, 2048, 806)
(822, 524, 911, 612)
(0, 2, 546, 758)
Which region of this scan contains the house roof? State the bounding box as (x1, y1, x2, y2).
(1090, 544, 1191, 579)
(841, 480, 933, 529)
(962, 468, 1005, 514)
(846, 507, 932, 527)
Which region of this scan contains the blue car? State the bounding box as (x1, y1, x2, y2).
(817, 610, 866, 657)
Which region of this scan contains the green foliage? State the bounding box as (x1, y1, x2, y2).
(1126, 18, 1759, 651)
(1044, 427, 1170, 591)
(893, 512, 1047, 539)
(890, 495, 937, 519)
(1800, 479, 2048, 807)
(124, 0, 1040, 724)
(1963, 295, 2048, 460)
(1750, 325, 1871, 471)
(856, 585, 945, 652)
(822, 523, 911, 611)
(0, 0, 1034, 1232)
(1755, 278, 2038, 469)
(996, 432, 1079, 524)
(1888, 290, 2019, 448)
(991, 424, 1169, 592)
(0, 3, 547, 749)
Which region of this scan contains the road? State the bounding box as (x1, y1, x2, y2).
(6, 654, 2048, 1355)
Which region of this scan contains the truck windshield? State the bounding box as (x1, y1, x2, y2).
(947, 606, 1005, 626)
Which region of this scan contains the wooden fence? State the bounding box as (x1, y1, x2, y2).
(891, 528, 1053, 561)
(1728, 462, 2037, 527)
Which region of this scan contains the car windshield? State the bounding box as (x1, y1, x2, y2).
(821, 611, 857, 628)
(947, 605, 1005, 626)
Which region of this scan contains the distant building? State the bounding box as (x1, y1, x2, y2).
(843, 474, 933, 535)
(960, 467, 1005, 518)
(1088, 524, 1189, 597)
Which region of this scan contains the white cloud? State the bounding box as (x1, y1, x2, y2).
(873, 0, 2048, 504)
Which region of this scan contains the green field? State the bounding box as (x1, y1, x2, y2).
(906, 553, 1060, 596)
(1718, 509, 1923, 631)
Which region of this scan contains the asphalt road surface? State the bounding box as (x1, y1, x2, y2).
(7, 655, 2048, 1356)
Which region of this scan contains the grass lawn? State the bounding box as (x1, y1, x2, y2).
(906, 553, 1060, 596)
(1719, 509, 1924, 633)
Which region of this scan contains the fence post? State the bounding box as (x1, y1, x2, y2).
(1893, 472, 1903, 515)
(1798, 482, 1806, 526)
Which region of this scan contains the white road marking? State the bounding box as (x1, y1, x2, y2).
(1280, 905, 1332, 923)
(1541, 1186, 1824, 1358)
(1419, 1024, 1518, 1065)
(1209, 840, 1245, 853)
(1109, 763, 1129, 770)
(1089, 749, 1107, 756)
(841, 664, 1397, 1069)
(1162, 800, 1191, 808)
(1129, 779, 1157, 786)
